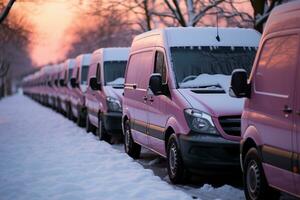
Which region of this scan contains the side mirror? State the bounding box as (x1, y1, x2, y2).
(89, 77, 101, 90)
(70, 78, 79, 88)
(149, 73, 163, 95)
(229, 69, 250, 98)
(48, 81, 52, 87)
(54, 79, 58, 86)
(59, 79, 66, 87)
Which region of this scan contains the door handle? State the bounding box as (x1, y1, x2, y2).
(149, 97, 154, 102)
(282, 105, 293, 114)
(296, 110, 300, 115)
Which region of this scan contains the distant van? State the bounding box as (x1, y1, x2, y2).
(58, 59, 76, 117)
(123, 27, 260, 183)
(85, 48, 129, 142)
(230, 1, 300, 199)
(70, 54, 92, 127)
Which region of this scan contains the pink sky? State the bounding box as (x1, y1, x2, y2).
(11, 1, 253, 68)
(13, 1, 77, 67)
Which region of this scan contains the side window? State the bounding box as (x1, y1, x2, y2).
(96, 63, 101, 83)
(255, 35, 299, 96)
(126, 51, 154, 89)
(154, 51, 167, 83)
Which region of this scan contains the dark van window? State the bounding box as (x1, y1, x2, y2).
(154, 51, 167, 83)
(81, 65, 89, 84)
(255, 35, 299, 96)
(68, 69, 73, 81)
(126, 51, 153, 89)
(104, 61, 126, 86)
(171, 46, 256, 88)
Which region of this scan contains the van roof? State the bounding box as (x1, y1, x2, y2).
(131, 27, 260, 52)
(76, 53, 92, 66)
(93, 47, 130, 61)
(264, 1, 300, 35)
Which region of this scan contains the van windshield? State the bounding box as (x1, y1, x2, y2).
(68, 69, 73, 81)
(104, 61, 127, 88)
(81, 65, 89, 85)
(171, 46, 256, 90)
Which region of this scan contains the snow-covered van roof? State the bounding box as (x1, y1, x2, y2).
(93, 47, 130, 61)
(65, 59, 76, 69)
(76, 54, 92, 67)
(131, 27, 261, 52)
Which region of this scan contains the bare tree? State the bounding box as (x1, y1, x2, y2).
(0, 0, 16, 24)
(251, 0, 293, 32)
(0, 2, 32, 98)
(65, 0, 133, 58)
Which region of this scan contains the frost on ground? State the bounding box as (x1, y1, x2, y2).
(0, 94, 247, 200)
(0, 95, 190, 200)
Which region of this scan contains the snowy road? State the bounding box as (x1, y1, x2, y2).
(0, 94, 245, 200)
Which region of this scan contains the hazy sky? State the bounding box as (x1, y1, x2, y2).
(10, 0, 253, 68)
(13, 1, 78, 67)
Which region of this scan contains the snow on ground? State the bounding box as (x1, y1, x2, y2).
(0, 95, 190, 200)
(0, 94, 251, 200)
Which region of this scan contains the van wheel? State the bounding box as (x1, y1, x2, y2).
(244, 148, 280, 200)
(86, 115, 93, 133)
(77, 107, 86, 127)
(124, 120, 141, 159)
(167, 134, 185, 184)
(97, 117, 111, 143)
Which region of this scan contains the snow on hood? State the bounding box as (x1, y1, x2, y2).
(179, 74, 231, 90)
(104, 85, 124, 104)
(178, 89, 244, 117)
(178, 74, 244, 117)
(106, 77, 125, 86)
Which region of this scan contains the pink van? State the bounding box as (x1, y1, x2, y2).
(123, 27, 260, 183)
(230, 1, 300, 199)
(58, 59, 76, 116)
(85, 48, 129, 141)
(70, 54, 92, 127)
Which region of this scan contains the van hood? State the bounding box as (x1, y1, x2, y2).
(178, 89, 244, 117)
(104, 86, 124, 103)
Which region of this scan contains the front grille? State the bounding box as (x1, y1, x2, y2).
(218, 116, 241, 136)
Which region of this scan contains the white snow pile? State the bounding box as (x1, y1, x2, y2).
(0, 95, 190, 200)
(107, 77, 125, 86)
(179, 74, 231, 91)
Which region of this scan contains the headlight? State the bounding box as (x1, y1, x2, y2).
(184, 108, 218, 135)
(106, 96, 122, 112)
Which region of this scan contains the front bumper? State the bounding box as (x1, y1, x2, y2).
(178, 132, 240, 172)
(102, 112, 122, 135)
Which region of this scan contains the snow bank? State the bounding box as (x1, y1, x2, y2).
(0, 95, 190, 200)
(179, 74, 231, 91)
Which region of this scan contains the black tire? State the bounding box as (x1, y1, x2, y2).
(167, 134, 185, 184)
(86, 115, 93, 133)
(124, 120, 141, 159)
(97, 116, 111, 143)
(76, 107, 86, 127)
(244, 148, 280, 200)
(67, 103, 73, 120)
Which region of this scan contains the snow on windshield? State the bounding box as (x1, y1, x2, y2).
(106, 77, 125, 86)
(179, 74, 231, 90)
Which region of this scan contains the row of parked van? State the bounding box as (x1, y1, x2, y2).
(22, 2, 300, 200)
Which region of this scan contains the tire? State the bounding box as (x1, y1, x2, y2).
(76, 107, 86, 127)
(124, 120, 141, 159)
(167, 134, 185, 184)
(86, 115, 92, 133)
(244, 148, 280, 200)
(97, 116, 111, 143)
(67, 103, 73, 120)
